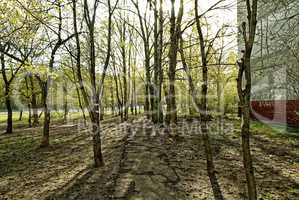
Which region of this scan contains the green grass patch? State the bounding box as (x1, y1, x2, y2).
(0, 112, 29, 123)
(288, 188, 299, 196)
(250, 120, 299, 140)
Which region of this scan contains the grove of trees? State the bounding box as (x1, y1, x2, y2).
(2, 0, 287, 200)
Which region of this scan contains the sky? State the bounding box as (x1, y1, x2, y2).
(138, 0, 238, 53)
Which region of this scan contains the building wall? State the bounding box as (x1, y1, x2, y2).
(237, 0, 299, 125)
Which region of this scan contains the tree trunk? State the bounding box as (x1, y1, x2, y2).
(194, 1, 224, 199)
(100, 106, 104, 120)
(180, 35, 224, 199)
(91, 108, 104, 167)
(112, 62, 123, 121)
(28, 103, 32, 128)
(5, 87, 13, 134)
(242, 98, 257, 200)
(216, 79, 224, 134)
(119, 19, 128, 121)
(25, 75, 32, 128)
(132, 53, 138, 116)
(132, 0, 151, 120)
(117, 65, 125, 122)
(75, 87, 86, 125)
(144, 52, 151, 119)
(52, 82, 58, 111)
(40, 1, 66, 148)
(32, 94, 39, 126)
(82, 0, 116, 167)
(1, 52, 13, 134)
(166, 0, 177, 125)
(128, 32, 134, 116)
(201, 69, 224, 200)
(19, 110, 23, 121)
(157, 0, 164, 123)
(29, 75, 39, 126)
(166, 0, 183, 124)
(237, 0, 258, 198)
(152, 0, 164, 123)
(152, 0, 159, 123)
(132, 52, 137, 115)
(111, 84, 115, 116)
(63, 83, 68, 122)
(237, 57, 257, 200)
(40, 82, 50, 147)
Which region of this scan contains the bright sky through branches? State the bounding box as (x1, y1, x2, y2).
(139, 0, 237, 52)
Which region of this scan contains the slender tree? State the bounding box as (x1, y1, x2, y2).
(0, 43, 32, 133)
(193, 0, 225, 199)
(166, 0, 184, 124)
(237, 0, 258, 199)
(72, 0, 118, 167)
(130, 0, 152, 119)
(38, 1, 77, 147)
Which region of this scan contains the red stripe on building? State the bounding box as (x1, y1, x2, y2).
(250, 100, 299, 126)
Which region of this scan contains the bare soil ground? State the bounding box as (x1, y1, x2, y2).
(0, 117, 298, 200)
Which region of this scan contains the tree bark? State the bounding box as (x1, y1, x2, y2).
(131, 0, 151, 119)
(113, 64, 123, 120)
(157, 0, 164, 122)
(40, 1, 73, 148)
(133, 54, 138, 116)
(1, 52, 13, 134)
(19, 110, 23, 121)
(63, 82, 68, 122)
(40, 81, 50, 147)
(82, 0, 105, 167)
(152, 0, 159, 123)
(28, 103, 32, 128)
(29, 75, 39, 126)
(216, 74, 224, 134)
(166, 0, 177, 124)
(152, 0, 164, 123)
(145, 56, 151, 119)
(111, 83, 115, 116)
(75, 87, 87, 125)
(237, 0, 258, 199)
(77, 0, 117, 167)
(5, 87, 13, 134)
(194, 1, 224, 199)
(121, 21, 128, 121)
(166, 0, 183, 124)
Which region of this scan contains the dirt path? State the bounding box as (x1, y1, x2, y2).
(49, 118, 299, 200)
(110, 118, 211, 200)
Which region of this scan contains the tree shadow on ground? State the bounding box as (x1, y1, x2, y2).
(1, 118, 298, 200)
(213, 125, 299, 200)
(0, 118, 122, 200)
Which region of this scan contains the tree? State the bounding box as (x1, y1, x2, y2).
(72, 0, 118, 167)
(0, 0, 39, 133)
(38, 1, 77, 148)
(116, 8, 129, 121)
(237, 0, 258, 199)
(191, 0, 226, 199)
(130, 0, 152, 119)
(166, 0, 184, 125)
(151, 0, 164, 124)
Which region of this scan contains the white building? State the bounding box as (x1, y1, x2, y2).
(238, 0, 299, 125)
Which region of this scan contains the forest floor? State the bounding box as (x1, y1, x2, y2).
(0, 115, 299, 200)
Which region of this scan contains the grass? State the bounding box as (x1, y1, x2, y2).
(288, 188, 299, 196)
(0, 112, 30, 123)
(230, 117, 299, 140)
(250, 120, 299, 140)
(0, 111, 90, 131)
